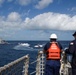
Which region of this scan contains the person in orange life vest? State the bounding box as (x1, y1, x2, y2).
(43, 33, 63, 75)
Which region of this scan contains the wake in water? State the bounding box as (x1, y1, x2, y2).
(13, 42, 45, 51)
(13, 43, 33, 51)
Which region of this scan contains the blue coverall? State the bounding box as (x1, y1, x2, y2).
(65, 39, 76, 75)
(44, 41, 62, 75)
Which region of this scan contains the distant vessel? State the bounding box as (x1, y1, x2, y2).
(18, 43, 30, 47)
(0, 38, 8, 44)
(14, 43, 33, 50)
(34, 44, 43, 48)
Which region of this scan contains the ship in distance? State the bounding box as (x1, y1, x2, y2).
(0, 38, 9, 44)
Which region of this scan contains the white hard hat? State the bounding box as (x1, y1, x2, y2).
(49, 33, 57, 39)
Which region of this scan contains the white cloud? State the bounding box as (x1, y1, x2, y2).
(0, 12, 76, 33)
(35, 0, 53, 9)
(0, 0, 31, 6)
(7, 0, 13, 2)
(18, 0, 31, 6)
(0, 12, 22, 31)
(21, 9, 31, 17)
(23, 12, 76, 30)
(7, 12, 21, 22)
(71, 7, 76, 11)
(0, 0, 5, 6)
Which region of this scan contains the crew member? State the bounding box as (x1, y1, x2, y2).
(65, 31, 76, 75)
(44, 33, 63, 75)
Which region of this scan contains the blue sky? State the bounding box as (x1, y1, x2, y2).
(0, 0, 76, 40)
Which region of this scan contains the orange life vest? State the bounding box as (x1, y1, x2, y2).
(46, 42, 61, 60)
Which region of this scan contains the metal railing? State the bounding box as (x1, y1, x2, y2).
(0, 54, 29, 75)
(0, 50, 72, 75)
(29, 51, 45, 75)
(36, 51, 45, 75)
(60, 51, 72, 75)
(0, 51, 45, 75)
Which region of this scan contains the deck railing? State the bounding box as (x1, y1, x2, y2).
(36, 51, 45, 75)
(0, 50, 72, 75)
(0, 54, 29, 75)
(60, 51, 72, 75)
(29, 51, 45, 75)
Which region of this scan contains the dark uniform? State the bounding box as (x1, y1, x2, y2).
(65, 31, 76, 75)
(65, 39, 76, 75)
(44, 41, 62, 75)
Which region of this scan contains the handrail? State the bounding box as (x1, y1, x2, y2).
(60, 51, 72, 75)
(0, 54, 29, 75)
(36, 51, 45, 75)
(29, 50, 45, 75)
(0, 50, 72, 75)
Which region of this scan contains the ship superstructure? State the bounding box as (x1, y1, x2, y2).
(0, 38, 8, 44)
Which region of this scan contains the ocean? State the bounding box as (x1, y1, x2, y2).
(0, 40, 70, 74)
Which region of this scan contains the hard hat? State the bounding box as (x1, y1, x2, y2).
(49, 33, 57, 39)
